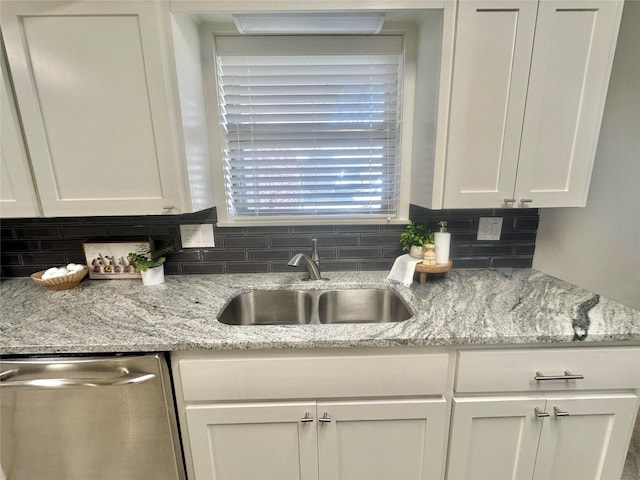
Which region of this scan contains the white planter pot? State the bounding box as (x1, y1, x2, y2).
(409, 245, 424, 258)
(140, 265, 165, 286)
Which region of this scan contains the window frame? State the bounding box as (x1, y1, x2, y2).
(201, 21, 418, 227)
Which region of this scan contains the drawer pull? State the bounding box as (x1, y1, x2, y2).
(318, 412, 332, 423)
(534, 370, 584, 381)
(300, 412, 314, 423)
(534, 407, 550, 418)
(553, 406, 570, 417)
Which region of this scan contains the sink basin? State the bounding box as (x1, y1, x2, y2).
(218, 287, 412, 325)
(218, 290, 313, 325)
(318, 288, 412, 324)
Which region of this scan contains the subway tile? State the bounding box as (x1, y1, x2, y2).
(21, 253, 68, 266)
(245, 226, 290, 234)
(515, 244, 536, 256)
(292, 225, 337, 233)
(67, 252, 88, 264)
(215, 226, 245, 235)
(40, 239, 86, 252)
(451, 257, 491, 268)
(107, 225, 154, 237)
(226, 262, 269, 274)
(2, 240, 41, 252)
(359, 259, 395, 270)
(450, 245, 471, 256)
(1, 228, 14, 240)
(2, 265, 47, 277)
(271, 235, 320, 247)
(491, 256, 534, 268)
(60, 225, 108, 238)
(382, 246, 404, 258)
(320, 261, 359, 271)
(360, 234, 401, 246)
(36, 216, 84, 224)
(181, 263, 225, 274)
(203, 250, 246, 262)
(15, 226, 61, 238)
(514, 216, 540, 230)
(0, 253, 21, 265)
(167, 250, 202, 262)
(163, 263, 181, 275)
(338, 247, 381, 259)
(339, 225, 382, 233)
(248, 249, 291, 261)
(222, 236, 268, 248)
(153, 224, 181, 236)
(499, 232, 538, 243)
(470, 244, 514, 256)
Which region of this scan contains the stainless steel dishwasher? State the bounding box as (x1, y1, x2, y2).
(0, 353, 185, 480)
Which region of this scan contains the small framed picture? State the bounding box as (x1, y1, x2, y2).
(83, 241, 150, 280)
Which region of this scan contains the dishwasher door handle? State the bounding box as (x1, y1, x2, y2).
(0, 371, 156, 388)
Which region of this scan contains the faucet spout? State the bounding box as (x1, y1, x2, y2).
(288, 253, 322, 280)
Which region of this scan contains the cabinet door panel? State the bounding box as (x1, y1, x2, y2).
(447, 396, 545, 480)
(1, 51, 40, 217)
(533, 394, 638, 480)
(515, 0, 624, 207)
(186, 402, 318, 480)
(443, 1, 538, 208)
(2, 1, 180, 216)
(317, 399, 447, 480)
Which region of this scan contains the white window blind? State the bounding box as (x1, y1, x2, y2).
(214, 35, 404, 221)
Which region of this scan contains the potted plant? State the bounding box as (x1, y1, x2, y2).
(400, 220, 434, 258)
(128, 238, 173, 286)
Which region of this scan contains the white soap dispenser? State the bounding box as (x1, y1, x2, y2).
(435, 221, 451, 265)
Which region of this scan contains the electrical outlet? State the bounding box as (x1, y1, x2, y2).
(477, 217, 503, 241)
(180, 224, 215, 248)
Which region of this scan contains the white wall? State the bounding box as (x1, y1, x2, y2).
(533, 0, 640, 310)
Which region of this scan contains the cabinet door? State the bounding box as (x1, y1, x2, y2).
(1, 1, 181, 216)
(446, 396, 546, 480)
(443, 1, 538, 208)
(533, 394, 638, 480)
(1, 49, 40, 217)
(514, 0, 624, 207)
(185, 402, 318, 480)
(317, 398, 448, 480)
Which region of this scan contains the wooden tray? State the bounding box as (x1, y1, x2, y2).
(415, 260, 452, 284)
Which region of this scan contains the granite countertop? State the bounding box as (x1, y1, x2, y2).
(1, 268, 639, 355)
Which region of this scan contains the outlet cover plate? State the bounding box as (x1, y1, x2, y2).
(180, 224, 215, 248)
(477, 217, 503, 241)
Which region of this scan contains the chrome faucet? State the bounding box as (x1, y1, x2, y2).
(288, 238, 322, 280)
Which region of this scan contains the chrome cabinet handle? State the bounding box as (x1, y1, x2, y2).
(0, 371, 155, 388)
(504, 198, 516, 204)
(553, 406, 570, 417)
(520, 199, 533, 205)
(300, 412, 314, 423)
(535, 371, 584, 381)
(318, 412, 332, 423)
(534, 407, 550, 418)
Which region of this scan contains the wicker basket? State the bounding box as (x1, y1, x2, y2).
(31, 267, 88, 291)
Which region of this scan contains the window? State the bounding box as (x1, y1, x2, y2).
(212, 35, 404, 224)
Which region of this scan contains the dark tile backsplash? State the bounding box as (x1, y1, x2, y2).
(0, 205, 538, 277)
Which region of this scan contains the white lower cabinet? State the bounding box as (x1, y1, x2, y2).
(186, 398, 447, 480)
(447, 394, 637, 480)
(173, 347, 639, 480)
(173, 348, 450, 480)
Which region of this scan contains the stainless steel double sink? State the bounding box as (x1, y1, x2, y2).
(218, 288, 413, 325)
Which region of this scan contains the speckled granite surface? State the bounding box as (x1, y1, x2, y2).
(1, 268, 638, 355)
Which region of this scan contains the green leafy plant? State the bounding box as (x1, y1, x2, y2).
(400, 220, 434, 252)
(128, 238, 173, 272)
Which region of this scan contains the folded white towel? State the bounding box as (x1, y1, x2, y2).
(386, 254, 422, 287)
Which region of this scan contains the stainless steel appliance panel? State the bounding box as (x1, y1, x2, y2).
(0, 354, 184, 480)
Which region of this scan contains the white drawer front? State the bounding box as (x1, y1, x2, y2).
(456, 347, 640, 393)
(179, 351, 450, 401)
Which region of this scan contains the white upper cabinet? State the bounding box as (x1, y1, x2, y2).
(1, 1, 214, 217)
(442, 0, 623, 209)
(1, 49, 41, 217)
